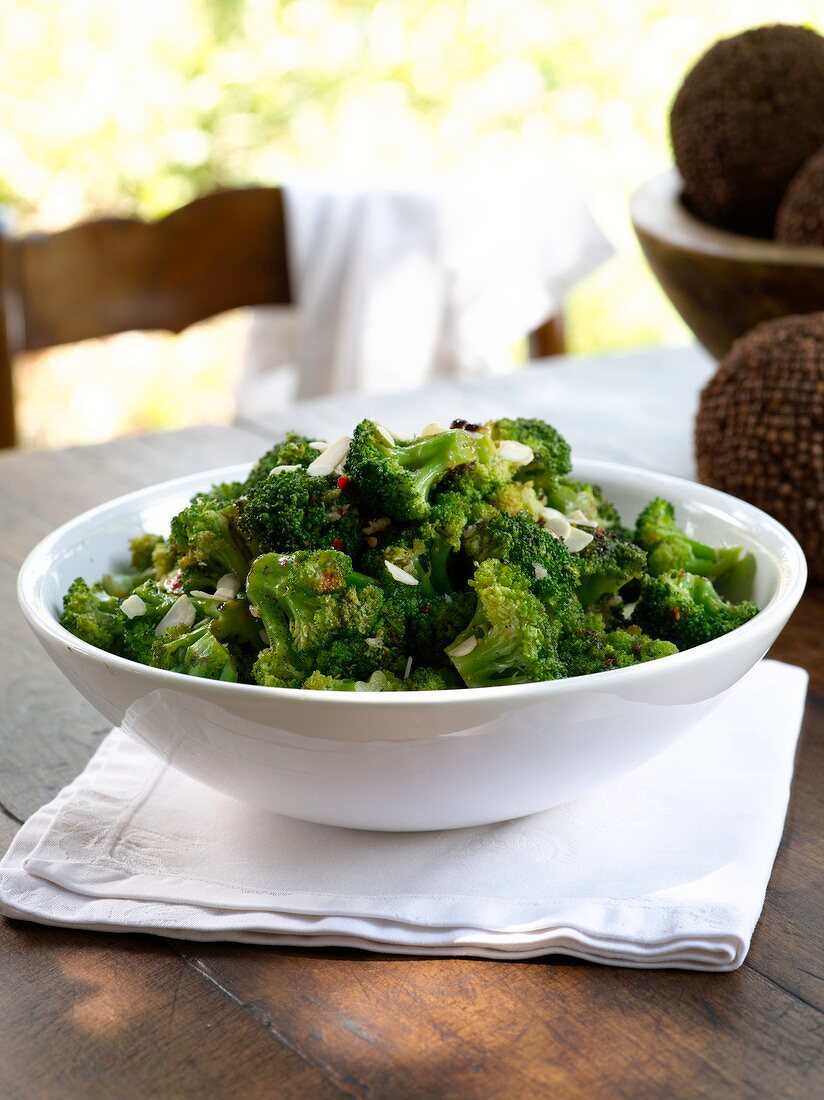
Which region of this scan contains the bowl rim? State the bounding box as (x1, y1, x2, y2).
(631, 168, 824, 268)
(18, 456, 807, 708)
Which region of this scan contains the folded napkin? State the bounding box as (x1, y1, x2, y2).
(235, 169, 613, 419)
(0, 660, 807, 970)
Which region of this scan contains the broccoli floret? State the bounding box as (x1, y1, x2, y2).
(237, 467, 361, 557)
(490, 417, 572, 480)
(151, 624, 238, 682)
(560, 614, 677, 677)
(120, 580, 185, 664)
(462, 511, 579, 618)
(404, 666, 463, 690)
(575, 529, 647, 608)
(632, 570, 758, 650)
(635, 498, 748, 582)
(345, 420, 478, 521)
(60, 578, 127, 652)
(244, 433, 319, 489)
(166, 492, 250, 588)
(98, 568, 155, 599)
(383, 585, 476, 664)
(445, 560, 564, 688)
(251, 637, 308, 689)
(302, 669, 405, 692)
(129, 533, 166, 571)
(247, 550, 403, 680)
(538, 477, 623, 531)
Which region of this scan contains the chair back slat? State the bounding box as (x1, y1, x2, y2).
(16, 187, 291, 352)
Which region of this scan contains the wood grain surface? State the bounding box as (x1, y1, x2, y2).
(1, 423, 821, 1100)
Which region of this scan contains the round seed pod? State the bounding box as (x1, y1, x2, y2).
(695, 313, 824, 580)
(775, 146, 824, 246)
(671, 25, 824, 238)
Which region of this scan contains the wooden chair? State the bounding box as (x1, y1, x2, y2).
(0, 188, 565, 449)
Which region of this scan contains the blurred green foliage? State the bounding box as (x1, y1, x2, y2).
(2, 1, 821, 443)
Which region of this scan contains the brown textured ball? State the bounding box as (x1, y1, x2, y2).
(696, 313, 824, 580)
(671, 25, 824, 238)
(775, 145, 824, 246)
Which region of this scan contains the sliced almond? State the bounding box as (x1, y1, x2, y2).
(496, 440, 534, 466)
(214, 573, 240, 600)
(565, 527, 595, 553)
(568, 508, 599, 527)
(448, 634, 478, 657)
(420, 422, 448, 437)
(374, 423, 395, 446)
(268, 464, 301, 477)
(121, 594, 147, 619)
(306, 435, 351, 477)
(362, 516, 391, 535)
(404, 656, 413, 680)
(540, 508, 572, 540)
(155, 594, 196, 637)
(385, 560, 419, 586)
(308, 441, 328, 450)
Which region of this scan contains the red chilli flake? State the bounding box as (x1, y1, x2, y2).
(336, 475, 350, 490)
(332, 538, 345, 551)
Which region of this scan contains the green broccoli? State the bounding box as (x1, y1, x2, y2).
(632, 570, 758, 650)
(246, 550, 403, 680)
(539, 477, 623, 531)
(404, 666, 463, 690)
(445, 559, 564, 688)
(152, 624, 238, 682)
(129, 533, 166, 571)
(560, 614, 677, 677)
(461, 511, 579, 618)
(302, 669, 405, 691)
(237, 467, 361, 557)
(490, 417, 572, 480)
(575, 529, 647, 608)
(60, 578, 127, 652)
(383, 585, 476, 664)
(165, 492, 250, 588)
(635, 498, 748, 582)
(244, 433, 320, 489)
(345, 420, 478, 521)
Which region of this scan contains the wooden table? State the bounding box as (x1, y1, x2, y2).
(2, 367, 823, 1097)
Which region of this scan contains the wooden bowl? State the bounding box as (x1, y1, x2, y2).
(631, 169, 824, 359)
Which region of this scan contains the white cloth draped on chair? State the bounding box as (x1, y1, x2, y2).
(235, 169, 613, 421)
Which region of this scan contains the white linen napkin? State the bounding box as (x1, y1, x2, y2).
(0, 660, 807, 970)
(235, 169, 613, 419)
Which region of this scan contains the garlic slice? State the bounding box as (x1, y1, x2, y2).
(496, 440, 534, 466)
(155, 594, 196, 637)
(565, 527, 595, 553)
(533, 563, 548, 580)
(268, 464, 301, 477)
(540, 507, 572, 540)
(121, 594, 147, 619)
(385, 560, 419, 586)
(448, 634, 478, 657)
(308, 441, 328, 450)
(306, 435, 351, 477)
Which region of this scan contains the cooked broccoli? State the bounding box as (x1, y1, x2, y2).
(490, 417, 572, 480)
(166, 492, 250, 588)
(237, 467, 361, 557)
(575, 529, 647, 608)
(62, 415, 761, 690)
(539, 478, 623, 531)
(445, 560, 564, 688)
(560, 614, 677, 677)
(60, 578, 127, 651)
(152, 624, 238, 682)
(345, 420, 478, 521)
(246, 550, 403, 680)
(302, 669, 405, 692)
(632, 570, 759, 650)
(462, 510, 579, 618)
(635, 498, 747, 582)
(245, 433, 319, 488)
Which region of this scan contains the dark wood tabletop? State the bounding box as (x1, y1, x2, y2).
(1, 423, 822, 1099)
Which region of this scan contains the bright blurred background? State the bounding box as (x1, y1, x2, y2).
(3, 0, 820, 448)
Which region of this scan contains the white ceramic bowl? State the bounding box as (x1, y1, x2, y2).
(18, 460, 806, 831)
